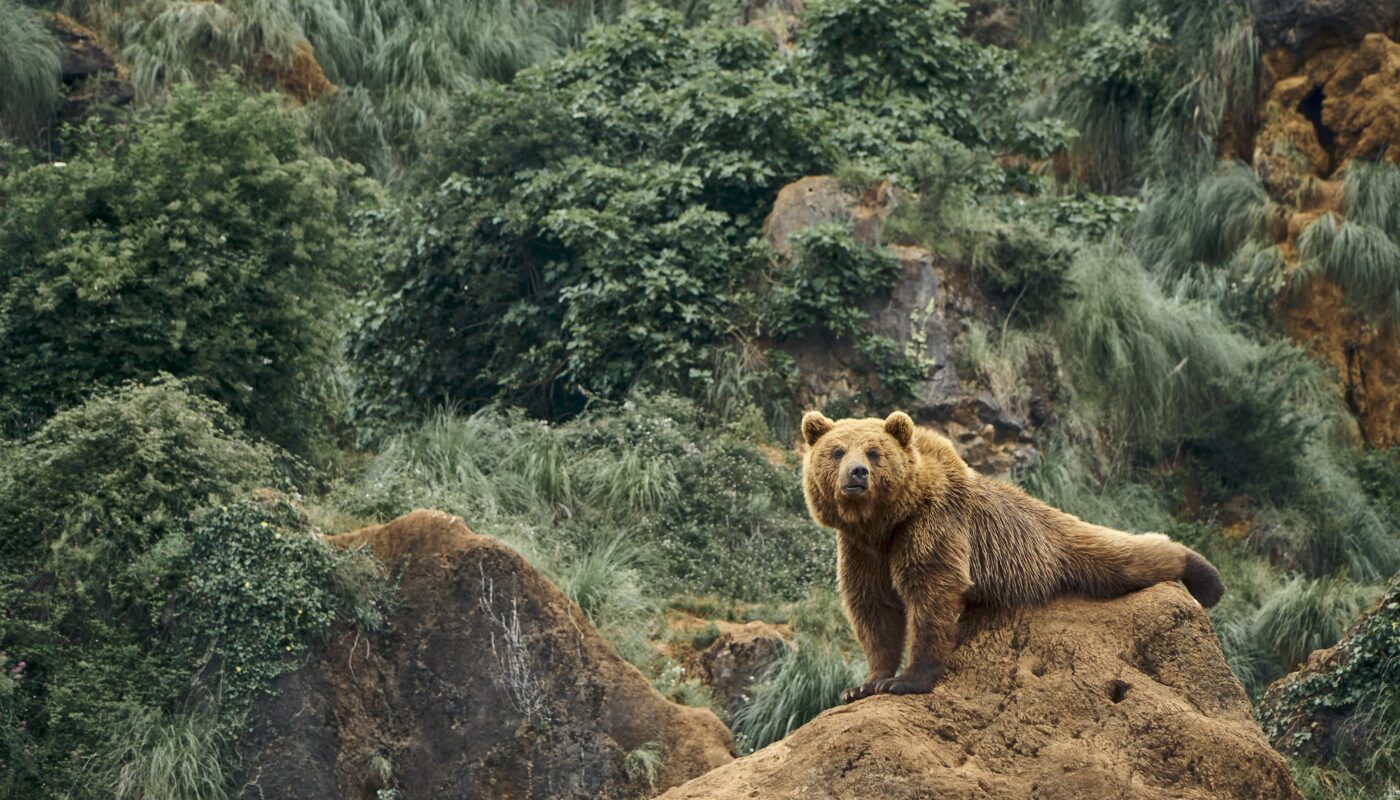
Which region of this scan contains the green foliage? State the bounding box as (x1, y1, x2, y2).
(1262, 578, 1400, 785)
(0, 381, 389, 798)
(1030, 191, 1141, 241)
(182, 498, 391, 701)
(623, 741, 665, 792)
(766, 224, 900, 338)
(65, 0, 598, 171)
(1045, 0, 1258, 190)
(335, 398, 833, 606)
(352, 5, 1045, 429)
(1295, 210, 1400, 326)
(731, 635, 863, 752)
(0, 79, 369, 457)
(1054, 244, 1255, 450)
(0, 0, 60, 141)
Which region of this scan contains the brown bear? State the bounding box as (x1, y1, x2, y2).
(801, 410, 1224, 702)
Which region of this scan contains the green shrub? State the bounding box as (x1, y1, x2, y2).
(0, 0, 60, 141)
(181, 498, 391, 701)
(351, 5, 1049, 430)
(0, 79, 370, 458)
(1262, 578, 1400, 785)
(766, 223, 901, 338)
(0, 381, 389, 798)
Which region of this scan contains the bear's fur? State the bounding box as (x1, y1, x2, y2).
(801, 410, 1225, 702)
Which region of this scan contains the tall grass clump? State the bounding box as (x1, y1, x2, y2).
(67, 0, 607, 171)
(1294, 212, 1400, 326)
(102, 711, 231, 800)
(1046, 0, 1258, 190)
(1133, 163, 1272, 280)
(731, 637, 864, 752)
(0, 0, 61, 141)
(1054, 244, 1255, 450)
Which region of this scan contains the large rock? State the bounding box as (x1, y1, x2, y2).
(763, 176, 1038, 476)
(660, 584, 1301, 800)
(697, 622, 789, 716)
(1260, 577, 1400, 771)
(238, 510, 733, 799)
(1250, 19, 1400, 447)
(1249, 0, 1400, 57)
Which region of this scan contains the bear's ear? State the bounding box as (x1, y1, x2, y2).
(802, 411, 834, 446)
(884, 411, 914, 448)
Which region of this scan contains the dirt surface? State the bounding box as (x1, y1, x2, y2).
(658, 584, 1300, 800)
(237, 510, 733, 800)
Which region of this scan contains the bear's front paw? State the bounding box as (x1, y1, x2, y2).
(841, 679, 886, 703)
(874, 664, 945, 695)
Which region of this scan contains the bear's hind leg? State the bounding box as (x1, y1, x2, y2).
(1061, 524, 1226, 608)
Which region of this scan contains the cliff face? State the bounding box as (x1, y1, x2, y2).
(238, 510, 733, 800)
(660, 584, 1301, 800)
(1250, 3, 1400, 446)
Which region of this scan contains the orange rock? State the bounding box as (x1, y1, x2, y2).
(661, 584, 1301, 800)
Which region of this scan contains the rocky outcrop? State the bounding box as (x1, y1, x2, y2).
(238, 510, 733, 800)
(1249, 4, 1400, 446)
(1249, 0, 1400, 56)
(697, 622, 789, 716)
(660, 584, 1301, 800)
(1260, 577, 1400, 771)
(45, 14, 133, 132)
(763, 175, 1038, 476)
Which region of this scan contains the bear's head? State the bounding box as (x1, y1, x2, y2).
(801, 410, 918, 530)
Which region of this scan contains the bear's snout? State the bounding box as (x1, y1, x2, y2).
(842, 463, 869, 495)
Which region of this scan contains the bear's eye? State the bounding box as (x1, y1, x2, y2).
(867, 449, 879, 461)
(832, 448, 845, 460)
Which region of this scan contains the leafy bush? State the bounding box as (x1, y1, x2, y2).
(182, 498, 391, 701)
(0, 0, 60, 141)
(765, 224, 900, 338)
(0, 381, 388, 798)
(0, 79, 370, 457)
(351, 5, 1048, 430)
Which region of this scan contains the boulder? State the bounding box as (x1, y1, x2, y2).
(660, 584, 1302, 800)
(1250, 22, 1400, 447)
(238, 510, 734, 800)
(697, 622, 789, 716)
(1260, 577, 1400, 772)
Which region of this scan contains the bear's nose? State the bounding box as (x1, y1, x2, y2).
(849, 464, 869, 482)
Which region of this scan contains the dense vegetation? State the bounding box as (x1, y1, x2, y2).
(2, 0, 1399, 797)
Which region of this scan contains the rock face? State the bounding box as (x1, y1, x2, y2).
(238, 510, 733, 800)
(762, 175, 1038, 476)
(660, 584, 1301, 800)
(1249, 0, 1400, 55)
(45, 14, 134, 131)
(1249, 4, 1400, 447)
(697, 622, 789, 716)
